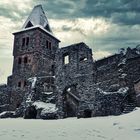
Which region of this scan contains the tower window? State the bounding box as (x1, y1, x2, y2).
(18, 57, 22, 64)
(22, 38, 25, 46)
(49, 42, 51, 50)
(26, 37, 29, 46)
(24, 56, 28, 64)
(18, 81, 21, 87)
(24, 81, 27, 87)
(46, 40, 49, 49)
(46, 40, 52, 50)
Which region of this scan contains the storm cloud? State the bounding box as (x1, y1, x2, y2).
(0, 0, 140, 83)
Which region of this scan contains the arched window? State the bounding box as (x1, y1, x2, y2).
(24, 80, 27, 87)
(26, 37, 29, 46)
(24, 56, 28, 64)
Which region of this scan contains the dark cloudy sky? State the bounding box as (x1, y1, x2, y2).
(0, 0, 140, 83)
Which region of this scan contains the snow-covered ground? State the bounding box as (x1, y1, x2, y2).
(0, 108, 140, 140)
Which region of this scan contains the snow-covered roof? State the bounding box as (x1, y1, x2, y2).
(22, 5, 52, 33)
(13, 25, 60, 42)
(13, 5, 60, 42)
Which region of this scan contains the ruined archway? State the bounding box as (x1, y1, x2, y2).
(62, 85, 80, 118)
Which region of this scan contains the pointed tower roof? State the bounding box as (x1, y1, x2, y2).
(22, 5, 52, 33)
(14, 5, 60, 42)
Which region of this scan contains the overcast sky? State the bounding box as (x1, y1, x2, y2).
(0, 0, 140, 84)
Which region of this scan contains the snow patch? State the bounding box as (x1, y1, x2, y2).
(98, 87, 129, 95)
(43, 92, 53, 95)
(118, 87, 129, 94)
(33, 101, 58, 114)
(0, 111, 15, 118)
(0, 108, 140, 140)
(28, 77, 37, 89)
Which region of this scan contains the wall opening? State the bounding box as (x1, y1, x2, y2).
(84, 109, 92, 118)
(16, 103, 20, 108)
(24, 81, 27, 87)
(49, 42, 52, 50)
(18, 81, 21, 88)
(24, 57, 28, 64)
(26, 37, 29, 46)
(24, 106, 37, 119)
(62, 85, 78, 118)
(63, 54, 69, 64)
(46, 40, 52, 50)
(52, 65, 55, 75)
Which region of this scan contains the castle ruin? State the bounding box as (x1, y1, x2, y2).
(0, 5, 140, 119)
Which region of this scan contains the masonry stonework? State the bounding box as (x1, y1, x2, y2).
(0, 5, 139, 119)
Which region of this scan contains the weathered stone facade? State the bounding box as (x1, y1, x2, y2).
(0, 5, 139, 119)
(54, 43, 96, 118)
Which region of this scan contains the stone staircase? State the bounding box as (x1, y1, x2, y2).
(122, 103, 136, 114)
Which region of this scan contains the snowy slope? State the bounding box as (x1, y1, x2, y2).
(0, 108, 140, 140)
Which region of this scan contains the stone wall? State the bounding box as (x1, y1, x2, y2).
(96, 54, 122, 91)
(8, 27, 59, 110)
(54, 42, 96, 118)
(0, 84, 10, 113)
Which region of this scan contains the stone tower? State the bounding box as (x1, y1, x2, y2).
(7, 5, 60, 110)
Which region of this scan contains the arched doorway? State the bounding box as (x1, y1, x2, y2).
(62, 85, 80, 118)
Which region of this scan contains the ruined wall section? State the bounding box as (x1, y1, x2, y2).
(96, 54, 122, 92)
(54, 42, 96, 118)
(0, 84, 11, 113)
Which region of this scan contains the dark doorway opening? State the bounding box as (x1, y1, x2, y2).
(84, 110, 92, 118)
(24, 106, 37, 119)
(16, 103, 20, 108)
(65, 102, 76, 117)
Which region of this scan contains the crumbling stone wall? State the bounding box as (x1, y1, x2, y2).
(54, 42, 96, 118)
(94, 87, 129, 116)
(0, 84, 10, 113)
(96, 54, 122, 91)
